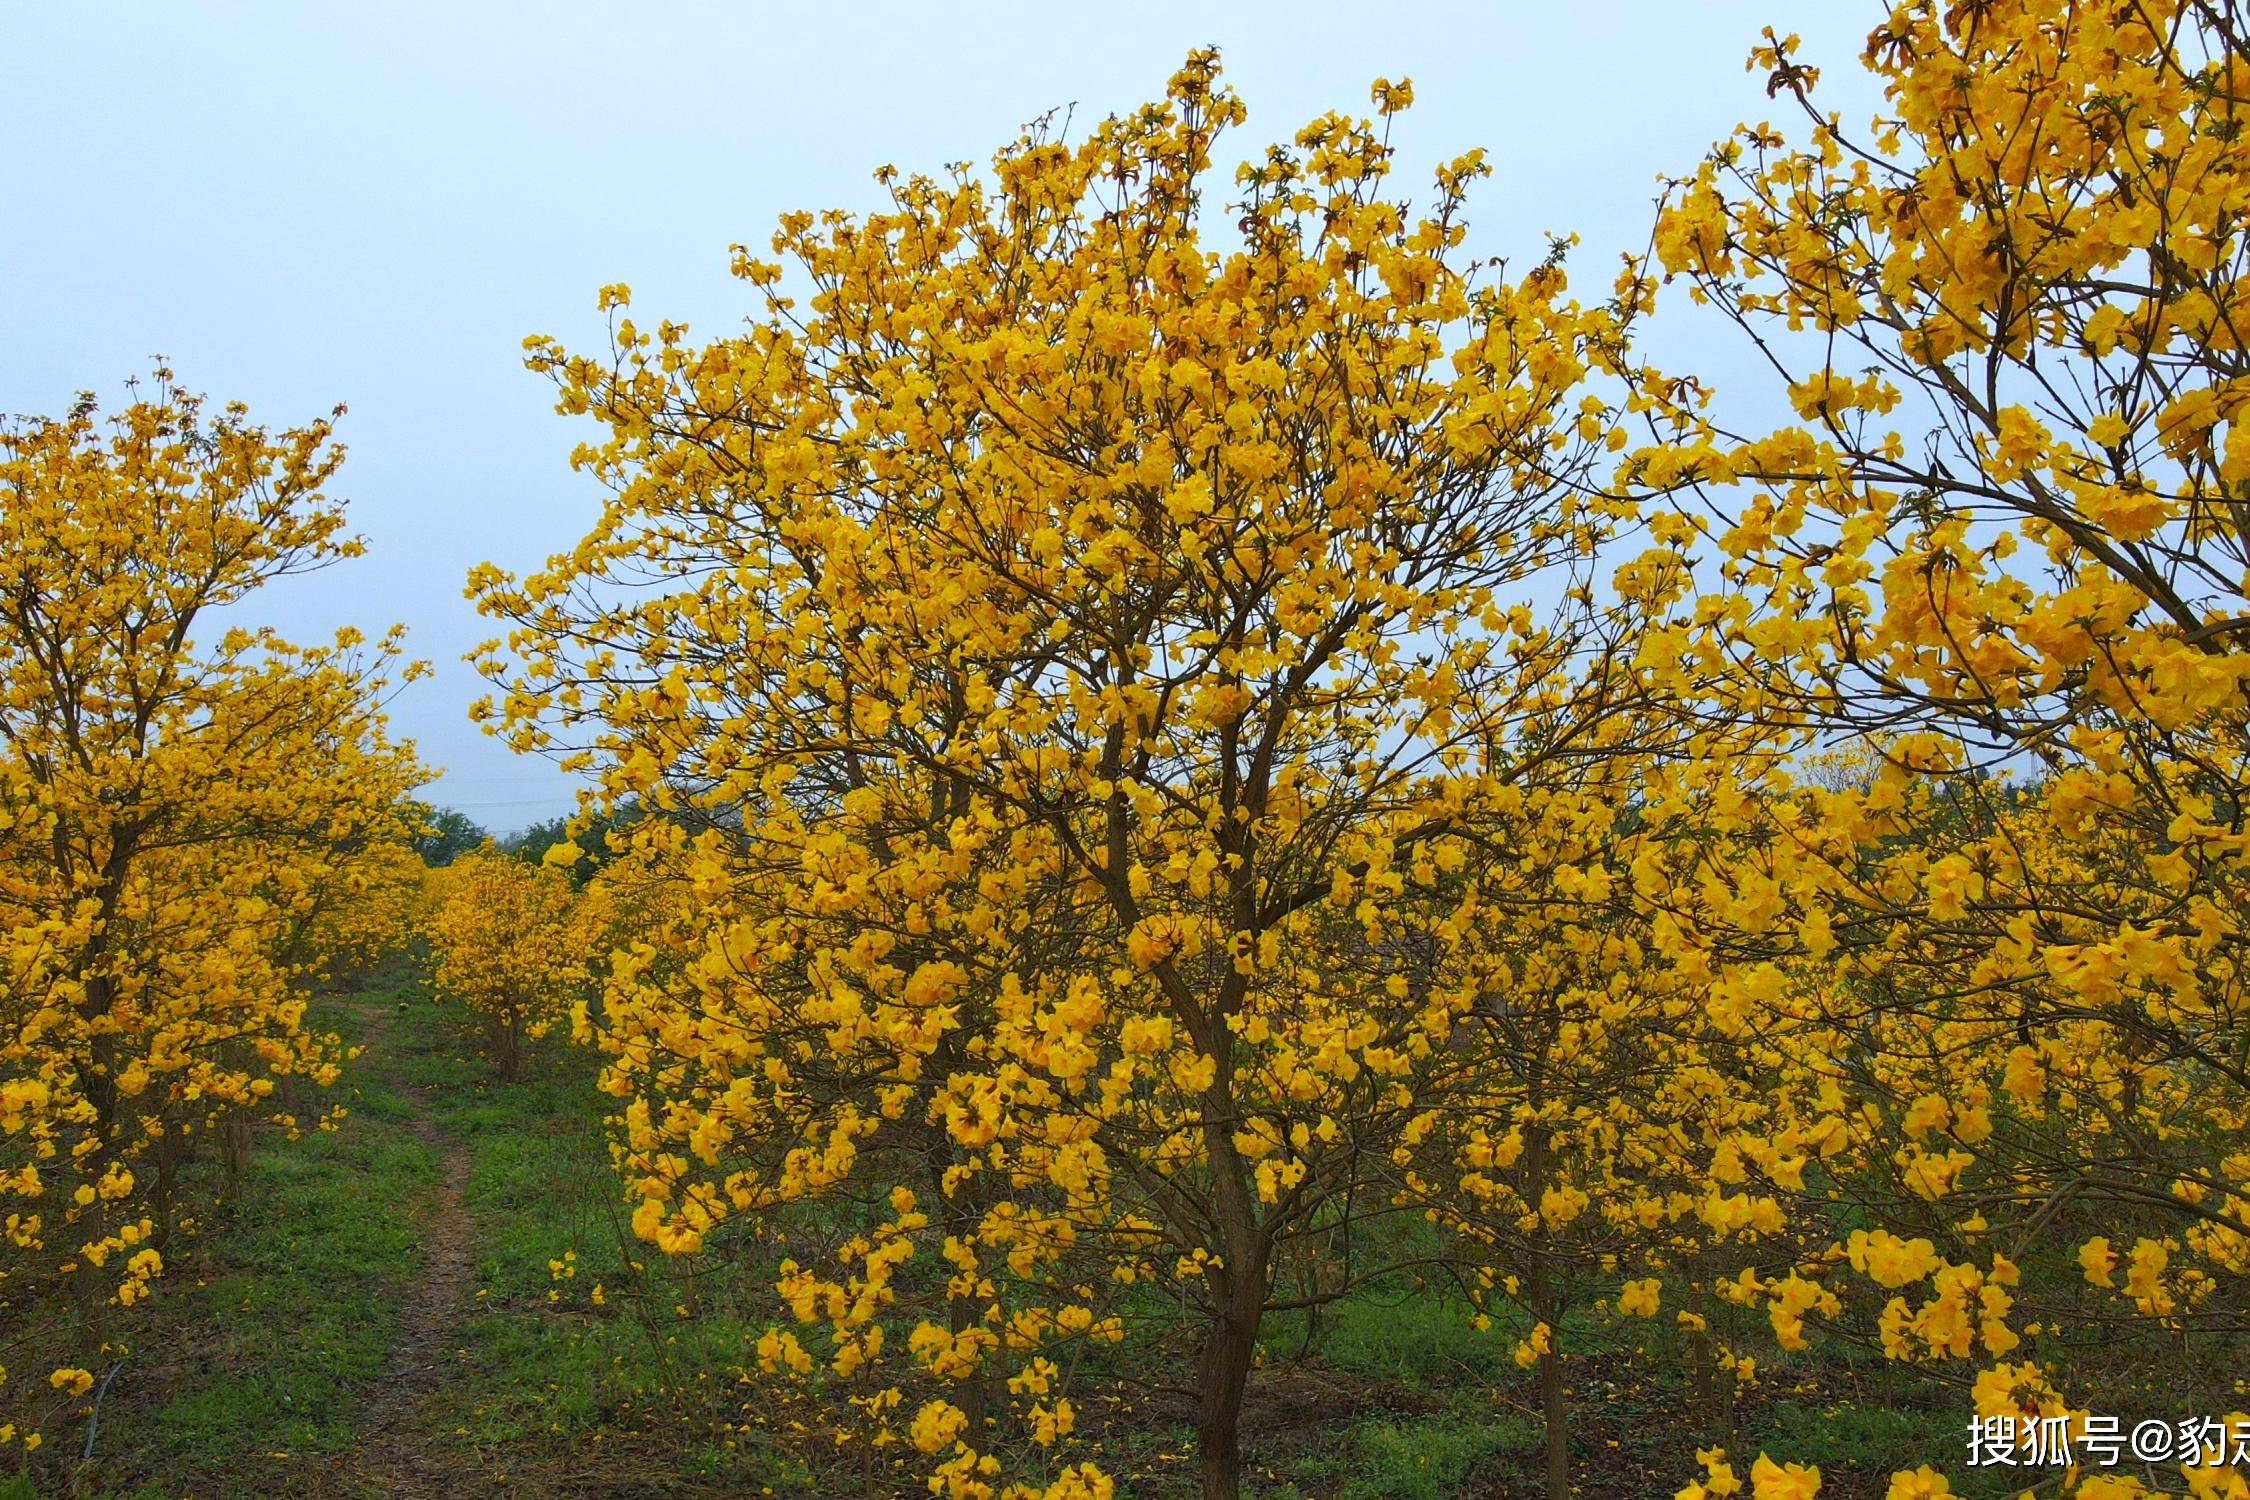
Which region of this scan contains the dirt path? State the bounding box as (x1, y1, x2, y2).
(336, 996, 479, 1498)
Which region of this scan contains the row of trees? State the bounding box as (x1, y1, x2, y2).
(463, 4, 2250, 1497)
(0, 370, 584, 1447)
(0, 0, 2217, 1494)
(421, 848, 588, 1079)
(0, 375, 432, 1447)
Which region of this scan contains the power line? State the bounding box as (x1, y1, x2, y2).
(427, 796, 578, 809)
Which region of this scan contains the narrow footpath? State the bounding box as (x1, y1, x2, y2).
(333, 991, 479, 1498)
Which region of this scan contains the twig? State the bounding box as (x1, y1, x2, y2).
(82, 1357, 126, 1462)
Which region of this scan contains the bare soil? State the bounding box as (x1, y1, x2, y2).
(333, 998, 479, 1498)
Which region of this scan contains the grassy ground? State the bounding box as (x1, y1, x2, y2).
(41, 964, 800, 1499)
(22, 963, 2009, 1498)
(40, 966, 432, 1498)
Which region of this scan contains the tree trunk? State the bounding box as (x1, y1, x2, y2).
(1194, 1294, 1260, 1500)
(1688, 1324, 1715, 1422)
(1520, 1122, 1570, 1499)
(153, 1124, 188, 1246)
(220, 1109, 253, 1194)
(1539, 1338, 1570, 1499)
(948, 1265, 993, 1440)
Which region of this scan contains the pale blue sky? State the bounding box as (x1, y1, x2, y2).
(0, 2, 1873, 831)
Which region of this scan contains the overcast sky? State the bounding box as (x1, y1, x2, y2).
(0, 1, 1876, 833)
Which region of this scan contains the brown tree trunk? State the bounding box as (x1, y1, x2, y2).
(1689, 1324, 1715, 1421)
(1194, 1290, 1261, 1500)
(947, 1264, 993, 1440)
(221, 1109, 253, 1192)
(1539, 1338, 1570, 1499)
(1520, 1120, 1570, 1500)
(1191, 1056, 1269, 1500)
(152, 1123, 188, 1246)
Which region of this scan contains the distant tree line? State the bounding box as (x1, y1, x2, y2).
(405, 798, 642, 885)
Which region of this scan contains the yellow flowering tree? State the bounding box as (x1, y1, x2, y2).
(0, 371, 427, 1445)
(291, 838, 434, 983)
(1419, 756, 1814, 1500)
(422, 847, 588, 1080)
(471, 53, 1676, 1500)
(1636, 0, 2250, 1492)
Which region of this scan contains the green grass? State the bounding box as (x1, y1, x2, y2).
(61, 969, 434, 1496)
(1742, 1400, 2027, 1499)
(1339, 1410, 1540, 1500)
(376, 974, 807, 1495)
(46, 966, 802, 1499)
(1303, 1287, 1518, 1385)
